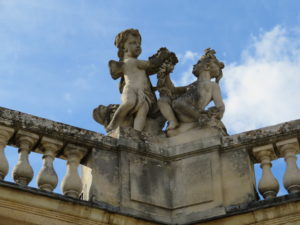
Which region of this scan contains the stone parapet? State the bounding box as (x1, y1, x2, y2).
(0, 106, 300, 224)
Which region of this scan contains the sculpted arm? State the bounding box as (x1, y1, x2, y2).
(137, 60, 151, 70)
(138, 59, 168, 77)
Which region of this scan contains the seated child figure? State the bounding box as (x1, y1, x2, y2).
(107, 29, 166, 132)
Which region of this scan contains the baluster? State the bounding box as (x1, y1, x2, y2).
(37, 137, 63, 192)
(253, 144, 279, 199)
(276, 138, 300, 194)
(61, 144, 87, 198)
(0, 126, 14, 180)
(12, 131, 38, 186)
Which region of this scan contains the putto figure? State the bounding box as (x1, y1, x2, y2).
(169, 48, 226, 136)
(107, 29, 166, 132)
(195, 48, 224, 117)
(93, 29, 227, 141)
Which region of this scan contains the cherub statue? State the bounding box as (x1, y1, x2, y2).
(154, 49, 188, 130)
(106, 29, 168, 132)
(193, 48, 225, 119)
(170, 48, 226, 134)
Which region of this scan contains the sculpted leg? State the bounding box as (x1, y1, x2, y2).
(134, 103, 149, 131)
(158, 97, 179, 129)
(172, 99, 200, 123)
(107, 92, 136, 131)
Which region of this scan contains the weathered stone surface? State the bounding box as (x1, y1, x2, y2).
(222, 120, 300, 154)
(130, 158, 172, 208)
(2, 106, 300, 158)
(172, 154, 214, 208)
(221, 147, 257, 206)
(162, 126, 222, 146)
(2, 106, 300, 224)
(82, 142, 255, 224)
(82, 148, 120, 207)
(2, 179, 300, 225)
(0, 106, 116, 152)
(118, 152, 171, 224)
(0, 181, 159, 225)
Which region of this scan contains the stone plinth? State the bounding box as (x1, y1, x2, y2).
(82, 131, 257, 224)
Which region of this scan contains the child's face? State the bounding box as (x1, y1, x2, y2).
(124, 34, 141, 58)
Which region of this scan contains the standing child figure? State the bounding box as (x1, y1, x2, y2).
(107, 29, 166, 132)
(156, 52, 187, 130)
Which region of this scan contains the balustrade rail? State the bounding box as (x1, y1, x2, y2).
(0, 106, 116, 199)
(0, 106, 300, 204)
(0, 126, 88, 198)
(252, 138, 300, 199)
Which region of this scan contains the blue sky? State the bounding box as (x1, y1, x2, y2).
(1, 0, 300, 196)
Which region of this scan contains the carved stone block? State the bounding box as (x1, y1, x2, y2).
(173, 157, 213, 208)
(82, 140, 256, 224)
(129, 159, 171, 208)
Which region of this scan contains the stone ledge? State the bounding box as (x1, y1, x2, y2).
(2, 180, 300, 225)
(0, 106, 117, 151)
(187, 193, 300, 225)
(223, 120, 300, 150)
(0, 180, 162, 225)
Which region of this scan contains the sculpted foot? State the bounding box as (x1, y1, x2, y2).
(168, 121, 179, 130)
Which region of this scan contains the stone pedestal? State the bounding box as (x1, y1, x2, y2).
(81, 133, 257, 224)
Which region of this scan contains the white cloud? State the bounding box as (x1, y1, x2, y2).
(223, 26, 300, 134)
(181, 50, 199, 64)
(178, 65, 195, 86)
(174, 51, 199, 86)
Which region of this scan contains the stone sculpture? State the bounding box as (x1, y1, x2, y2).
(168, 48, 227, 136)
(154, 49, 188, 130)
(105, 29, 169, 132)
(93, 29, 227, 141)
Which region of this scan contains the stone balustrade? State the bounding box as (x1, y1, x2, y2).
(0, 126, 89, 197)
(253, 144, 279, 199)
(61, 144, 87, 198)
(276, 138, 300, 194)
(37, 137, 63, 192)
(0, 126, 14, 180)
(0, 106, 114, 199)
(252, 138, 300, 199)
(0, 106, 300, 224)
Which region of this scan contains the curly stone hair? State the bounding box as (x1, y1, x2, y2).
(192, 48, 224, 82)
(114, 28, 142, 60)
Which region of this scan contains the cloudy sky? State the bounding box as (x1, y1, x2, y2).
(1, 0, 300, 195)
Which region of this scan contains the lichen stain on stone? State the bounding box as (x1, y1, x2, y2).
(229, 150, 248, 177)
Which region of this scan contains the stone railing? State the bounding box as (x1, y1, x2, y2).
(0, 127, 90, 198)
(222, 121, 300, 201)
(252, 138, 300, 199)
(1, 106, 300, 224)
(0, 106, 115, 199)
